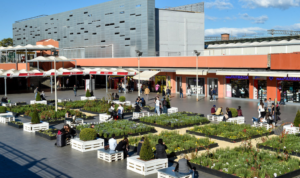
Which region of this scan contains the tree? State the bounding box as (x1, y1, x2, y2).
(36, 92, 41, 101)
(0, 38, 13, 47)
(293, 110, 300, 127)
(86, 89, 91, 97)
(31, 110, 40, 124)
(139, 137, 154, 161)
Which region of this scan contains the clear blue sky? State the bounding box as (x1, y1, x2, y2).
(0, 0, 299, 40)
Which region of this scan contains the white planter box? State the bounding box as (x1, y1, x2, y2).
(30, 100, 47, 105)
(81, 96, 96, 101)
(0, 113, 15, 123)
(228, 117, 245, 124)
(23, 122, 49, 133)
(99, 114, 111, 122)
(127, 155, 168, 176)
(97, 148, 124, 162)
(132, 111, 150, 120)
(112, 100, 131, 106)
(2, 103, 13, 107)
(71, 138, 104, 152)
(158, 168, 192, 178)
(283, 125, 300, 134)
(168, 107, 178, 114)
(207, 114, 223, 122)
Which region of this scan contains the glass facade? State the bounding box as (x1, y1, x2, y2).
(278, 80, 300, 103)
(186, 78, 205, 95)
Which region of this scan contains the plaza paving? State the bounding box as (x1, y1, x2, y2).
(1, 89, 300, 178)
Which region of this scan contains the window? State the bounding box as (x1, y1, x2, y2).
(96, 25, 101, 28)
(125, 38, 130, 40)
(105, 24, 110, 26)
(84, 12, 88, 14)
(45, 29, 48, 31)
(69, 15, 73, 17)
(125, 45, 130, 46)
(54, 32, 57, 34)
(136, 14, 141, 16)
(130, 28, 136, 30)
(81, 28, 84, 30)
(120, 11, 125, 14)
(45, 23, 48, 24)
(88, 23, 92, 24)
(48, 32, 51, 34)
(85, 39, 88, 40)
(30, 26, 32, 28)
(101, 40, 105, 42)
(70, 40, 74, 42)
(110, 23, 115, 25)
(115, 32, 120, 35)
(67, 19, 70, 21)
(77, 32, 81, 34)
(120, 35, 125, 37)
(50, 18, 54, 20)
(57, 39, 60, 41)
(84, 31, 88, 33)
(130, 13, 135, 16)
(92, 33, 97, 35)
(64, 36, 67, 38)
(136, 4, 141, 7)
(25, 25, 27, 27)
(70, 33, 73, 35)
(88, 14, 92, 17)
(120, 21, 125, 23)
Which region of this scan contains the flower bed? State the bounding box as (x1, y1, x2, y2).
(15, 102, 27, 106)
(257, 134, 300, 157)
(128, 131, 217, 157)
(188, 123, 273, 142)
(58, 100, 87, 109)
(189, 147, 300, 178)
(7, 121, 23, 129)
(35, 128, 58, 140)
(76, 120, 155, 139)
(137, 113, 210, 130)
(178, 111, 204, 117)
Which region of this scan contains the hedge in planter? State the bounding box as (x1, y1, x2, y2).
(293, 110, 300, 127)
(86, 89, 91, 97)
(119, 96, 126, 102)
(229, 108, 238, 117)
(139, 137, 154, 161)
(0, 106, 6, 113)
(139, 113, 209, 129)
(79, 128, 97, 141)
(36, 92, 41, 101)
(129, 131, 215, 155)
(189, 122, 271, 141)
(82, 99, 133, 114)
(76, 120, 155, 139)
(31, 110, 40, 124)
(190, 147, 300, 178)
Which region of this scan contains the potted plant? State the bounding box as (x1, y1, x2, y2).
(119, 96, 126, 102)
(127, 136, 168, 176)
(86, 89, 91, 97)
(293, 110, 300, 127)
(36, 92, 41, 101)
(7, 121, 23, 129)
(71, 128, 104, 152)
(23, 110, 49, 133)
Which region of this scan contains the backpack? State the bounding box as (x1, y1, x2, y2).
(163, 100, 167, 106)
(118, 109, 122, 114)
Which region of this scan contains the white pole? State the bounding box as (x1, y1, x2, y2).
(138, 56, 140, 97)
(124, 75, 126, 94)
(25, 49, 28, 70)
(111, 44, 114, 58)
(51, 76, 53, 93)
(106, 75, 108, 93)
(196, 55, 198, 101)
(54, 58, 57, 112)
(4, 77, 7, 97)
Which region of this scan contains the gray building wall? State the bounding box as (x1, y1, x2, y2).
(12, 0, 156, 58)
(156, 9, 205, 56)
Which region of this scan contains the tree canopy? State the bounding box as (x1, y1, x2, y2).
(0, 38, 13, 47)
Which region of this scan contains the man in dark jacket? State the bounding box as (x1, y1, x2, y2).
(137, 137, 144, 155)
(173, 154, 194, 177)
(180, 87, 183, 98)
(73, 85, 77, 97)
(155, 139, 168, 159)
(162, 98, 167, 113)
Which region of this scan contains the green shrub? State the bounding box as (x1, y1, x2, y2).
(31, 110, 40, 124)
(294, 110, 300, 127)
(139, 137, 154, 161)
(119, 96, 126, 102)
(36, 92, 41, 101)
(0, 106, 6, 113)
(86, 89, 91, 97)
(229, 108, 238, 117)
(79, 128, 97, 141)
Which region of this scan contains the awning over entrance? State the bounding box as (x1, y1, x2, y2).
(288, 73, 300, 77)
(216, 71, 248, 76)
(133, 71, 160, 81)
(248, 72, 287, 77)
(176, 70, 208, 75)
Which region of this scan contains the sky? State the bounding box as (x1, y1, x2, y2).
(0, 0, 299, 40)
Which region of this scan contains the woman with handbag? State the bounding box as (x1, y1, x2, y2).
(223, 107, 232, 122)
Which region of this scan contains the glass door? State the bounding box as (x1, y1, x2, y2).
(176, 77, 182, 93)
(208, 78, 219, 96)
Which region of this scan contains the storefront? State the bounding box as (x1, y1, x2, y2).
(277, 77, 300, 103)
(186, 77, 205, 95)
(226, 76, 249, 98)
(253, 76, 267, 100)
(207, 78, 218, 97)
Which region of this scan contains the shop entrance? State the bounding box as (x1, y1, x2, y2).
(253, 77, 267, 100)
(176, 77, 182, 93)
(186, 77, 205, 95)
(154, 76, 166, 93)
(231, 79, 249, 98)
(279, 80, 300, 103)
(207, 78, 218, 97)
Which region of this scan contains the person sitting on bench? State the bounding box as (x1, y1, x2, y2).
(134, 103, 141, 113)
(253, 113, 272, 124)
(115, 93, 119, 100)
(115, 137, 129, 159)
(215, 107, 223, 116)
(108, 104, 116, 120)
(40, 91, 46, 100)
(173, 154, 194, 177)
(223, 107, 232, 122)
(211, 105, 216, 115)
(60, 124, 76, 139)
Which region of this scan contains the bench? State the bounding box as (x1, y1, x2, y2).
(207, 114, 223, 122)
(283, 125, 300, 134)
(251, 122, 272, 130)
(97, 148, 124, 162)
(157, 167, 192, 178)
(0, 114, 15, 123)
(168, 107, 178, 114)
(227, 117, 245, 124)
(132, 111, 150, 120)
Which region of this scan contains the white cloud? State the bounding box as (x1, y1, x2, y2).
(206, 15, 236, 21)
(240, 0, 300, 9)
(239, 13, 269, 24)
(206, 0, 234, 9)
(205, 27, 266, 37)
(206, 15, 219, 21)
(273, 23, 300, 31)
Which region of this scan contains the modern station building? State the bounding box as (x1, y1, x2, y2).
(2, 0, 300, 104)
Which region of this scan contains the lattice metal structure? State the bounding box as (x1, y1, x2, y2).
(13, 0, 156, 58)
(268, 29, 300, 36)
(167, 2, 204, 13)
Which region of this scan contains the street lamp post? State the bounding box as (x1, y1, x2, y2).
(194, 50, 201, 101)
(135, 50, 143, 97)
(54, 57, 57, 112)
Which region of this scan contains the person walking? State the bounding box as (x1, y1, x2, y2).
(209, 88, 213, 101)
(155, 97, 160, 116)
(73, 85, 77, 97)
(34, 87, 39, 99)
(267, 98, 273, 113)
(180, 86, 183, 98)
(162, 97, 167, 113)
(66, 78, 69, 89)
(213, 88, 217, 101)
(144, 87, 150, 101)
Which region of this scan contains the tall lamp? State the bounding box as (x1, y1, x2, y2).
(136, 50, 143, 97)
(194, 50, 201, 101)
